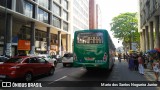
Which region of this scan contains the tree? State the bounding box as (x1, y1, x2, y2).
(110, 12, 140, 50)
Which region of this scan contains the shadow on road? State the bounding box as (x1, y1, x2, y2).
(77, 68, 112, 81)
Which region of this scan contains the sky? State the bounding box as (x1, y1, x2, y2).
(96, 0, 139, 48)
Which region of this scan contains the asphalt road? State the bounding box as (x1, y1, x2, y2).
(1, 58, 159, 90)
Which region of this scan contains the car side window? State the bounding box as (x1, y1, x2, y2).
(0, 58, 3, 62)
(30, 58, 38, 63)
(37, 57, 46, 63)
(24, 58, 30, 63)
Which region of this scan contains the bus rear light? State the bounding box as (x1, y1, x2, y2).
(73, 53, 77, 61)
(103, 52, 107, 61)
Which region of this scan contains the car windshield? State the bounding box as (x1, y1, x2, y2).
(4, 58, 22, 63)
(64, 54, 73, 57)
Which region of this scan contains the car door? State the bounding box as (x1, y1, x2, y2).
(36, 57, 50, 74)
(29, 57, 42, 75)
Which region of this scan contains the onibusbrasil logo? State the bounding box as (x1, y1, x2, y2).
(1, 82, 42, 87)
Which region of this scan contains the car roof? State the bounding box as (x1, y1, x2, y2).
(11, 56, 35, 58)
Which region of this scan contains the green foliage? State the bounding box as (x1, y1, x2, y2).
(110, 12, 140, 45)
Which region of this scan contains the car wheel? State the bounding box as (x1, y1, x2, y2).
(63, 63, 66, 67)
(49, 67, 55, 75)
(54, 61, 57, 67)
(25, 73, 32, 82)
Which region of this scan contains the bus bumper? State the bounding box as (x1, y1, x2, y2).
(73, 62, 108, 69)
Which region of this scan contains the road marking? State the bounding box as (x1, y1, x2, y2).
(55, 76, 67, 81)
(48, 76, 67, 84)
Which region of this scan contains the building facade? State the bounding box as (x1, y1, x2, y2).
(139, 0, 160, 52)
(72, 0, 89, 32)
(96, 4, 102, 29)
(0, 0, 71, 56)
(70, 0, 89, 51)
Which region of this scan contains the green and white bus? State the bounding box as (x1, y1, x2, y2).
(73, 29, 115, 70)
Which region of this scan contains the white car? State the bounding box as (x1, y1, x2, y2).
(38, 54, 57, 67)
(62, 53, 73, 67)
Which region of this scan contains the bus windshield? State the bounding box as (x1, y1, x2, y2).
(77, 32, 103, 44)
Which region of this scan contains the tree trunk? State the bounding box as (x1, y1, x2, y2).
(129, 36, 132, 50)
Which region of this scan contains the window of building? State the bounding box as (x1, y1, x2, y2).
(0, 0, 12, 9)
(18, 26, 31, 40)
(63, 21, 68, 31)
(24, 1, 33, 18)
(63, 0, 68, 10)
(63, 10, 68, 21)
(35, 30, 47, 41)
(53, 16, 61, 28)
(38, 0, 49, 9)
(53, 2, 61, 16)
(38, 8, 49, 24)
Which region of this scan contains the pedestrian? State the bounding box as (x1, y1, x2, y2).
(138, 53, 144, 75)
(118, 53, 121, 62)
(128, 54, 134, 70)
(149, 56, 154, 70)
(152, 58, 160, 81)
(133, 53, 138, 71)
(123, 53, 126, 61)
(126, 53, 129, 62)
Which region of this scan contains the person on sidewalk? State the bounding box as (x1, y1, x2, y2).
(138, 53, 144, 75)
(118, 53, 121, 62)
(152, 59, 160, 81)
(129, 54, 134, 70)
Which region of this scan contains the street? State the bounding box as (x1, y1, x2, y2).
(1, 58, 159, 90)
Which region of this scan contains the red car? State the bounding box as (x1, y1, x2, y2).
(0, 56, 55, 82)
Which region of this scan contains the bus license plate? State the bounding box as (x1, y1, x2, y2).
(86, 58, 94, 60)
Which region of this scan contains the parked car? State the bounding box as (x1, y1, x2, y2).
(62, 53, 73, 67)
(0, 56, 9, 64)
(0, 56, 55, 82)
(38, 54, 57, 67)
(51, 55, 62, 63)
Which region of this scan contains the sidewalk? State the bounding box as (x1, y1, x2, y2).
(144, 67, 157, 81)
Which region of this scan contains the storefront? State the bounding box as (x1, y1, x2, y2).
(35, 41, 47, 54)
(17, 39, 30, 55)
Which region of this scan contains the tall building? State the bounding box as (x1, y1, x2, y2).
(89, 0, 97, 29)
(0, 0, 71, 56)
(71, 0, 89, 32)
(138, 0, 160, 52)
(96, 4, 102, 29)
(70, 0, 89, 51)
